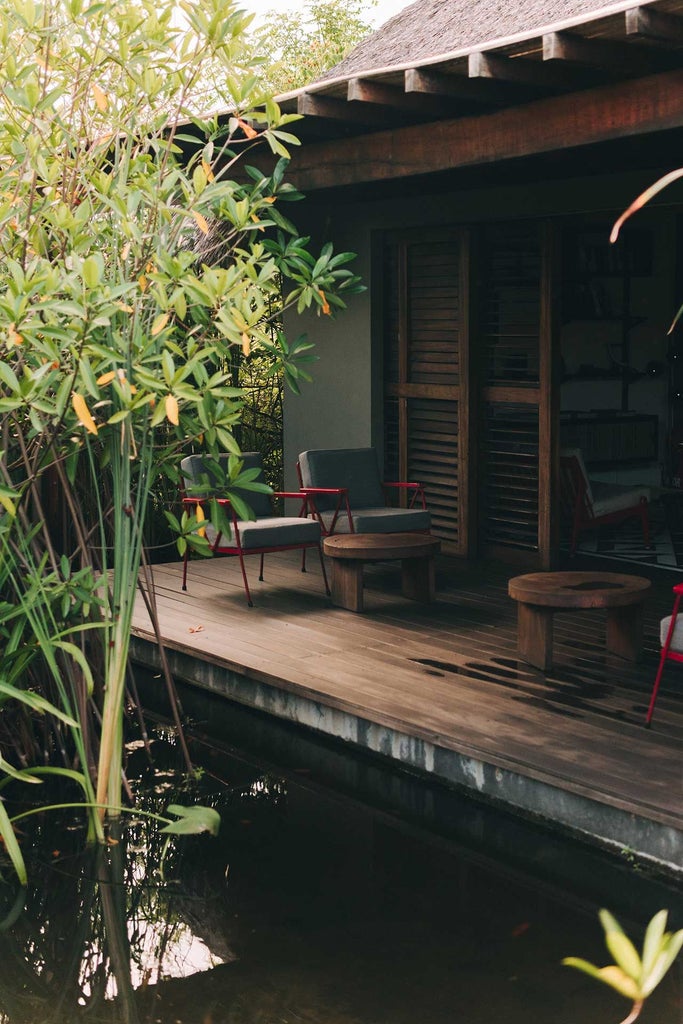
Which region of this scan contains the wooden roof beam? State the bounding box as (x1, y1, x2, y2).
(297, 93, 396, 128)
(347, 77, 457, 118)
(625, 6, 683, 45)
(468, 50, 593, 92)
(405, 67, 535, 107)
(288, 68, 683, 191)
(543, 30, 669, 76)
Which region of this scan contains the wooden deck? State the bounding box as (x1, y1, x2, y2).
(131, 551, 683, 873)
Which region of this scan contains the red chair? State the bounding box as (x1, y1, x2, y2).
(647, 582, 683, 725)
(180, 453, 329, 607)
(560, 447, 650, 555)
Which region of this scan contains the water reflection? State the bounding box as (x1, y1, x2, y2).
(0, 734, 680, 1024)
(0, 748, 229, 1023)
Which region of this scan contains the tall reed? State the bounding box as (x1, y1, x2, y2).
(0, 0, 362, 879)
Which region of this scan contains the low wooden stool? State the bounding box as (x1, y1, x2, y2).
(508, 571, 651, 671)
(323, 532, 441, 613)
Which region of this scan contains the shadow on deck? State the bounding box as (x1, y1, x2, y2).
(130, 550, 683, 876)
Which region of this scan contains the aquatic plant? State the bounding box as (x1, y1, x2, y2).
(563, 908, 683, 1024)
(0, 0, 362, 882)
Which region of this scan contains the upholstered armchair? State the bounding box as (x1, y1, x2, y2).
(297, 447, 431, 536)
(559, 447, 650, 554)
(181, 452, 329, 606)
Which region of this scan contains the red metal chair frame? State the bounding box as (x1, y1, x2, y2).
(182, 492, 329, 607)
(647, 581, 683, 726)
(559, 452, 650, 555)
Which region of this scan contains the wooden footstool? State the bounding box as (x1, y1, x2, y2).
(323, 532, 441, 613)
(508, 571, 651, 671)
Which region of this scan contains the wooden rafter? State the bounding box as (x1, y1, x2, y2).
(288, 68, 683, 191)
(404, 67, 534, 106)
(468, 50, 593, 91)
(543, 29, 671, 75)
(347, 77, 458, 117)
(296, 93, 396, 128)
(625, 6, 683, 43)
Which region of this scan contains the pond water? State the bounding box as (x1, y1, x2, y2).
(0, 687, 681, 1024)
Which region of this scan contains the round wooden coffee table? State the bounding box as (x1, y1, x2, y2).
(508, 571, 652, 671)
(323, 532, 441, 613)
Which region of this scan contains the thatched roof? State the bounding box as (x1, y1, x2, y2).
(319, 0, 645, 80)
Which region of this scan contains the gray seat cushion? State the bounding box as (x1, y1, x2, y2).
(319, 506, 431, 534)
(590, 482, 649, 518)
(236, 516, 321, 550)
(660, 614, 683, 652)
(204, 517, 320, 549)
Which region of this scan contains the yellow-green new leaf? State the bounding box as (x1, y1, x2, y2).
(641, 910, 669, 978)
(604, 930, 642, 982)
(0, 490, 16, 516)
(598, 966, 641, 1001)
(641, 932, 683, 997)
(82, 254, 103, 289)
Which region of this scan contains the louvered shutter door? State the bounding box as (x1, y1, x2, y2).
(383, 231, 464, 554)
(477, 222, 545, 558)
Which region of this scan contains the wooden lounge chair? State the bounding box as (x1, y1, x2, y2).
(559, 447, 650, 555)
(297, 446, 431, 536)
(180, 452, 329, 607)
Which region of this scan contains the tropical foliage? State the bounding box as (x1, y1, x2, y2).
(0, 0, 361, 880)
(564, 909, 683, 1024)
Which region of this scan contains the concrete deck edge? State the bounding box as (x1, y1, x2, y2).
(130, 636, 683, 875)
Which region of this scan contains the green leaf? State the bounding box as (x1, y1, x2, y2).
(641, 931, 683, 997)
(641, 910, 668, 978)
(0, 755, 42, 785)
(562, 957, 605, 983)
(161, 804, 220, 836)
(226, 491, 254, 522)
(0, 680, 79, 727)
(53, 641, 96, 697)
(598, 909, 624, 936)
(604, 930, 642, 981)
(0, 800, 26, 885)
(82, 254, 103, 289)
(0, 361, 21, 396)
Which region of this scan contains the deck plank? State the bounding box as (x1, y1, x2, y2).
(133, 553, 683, 835)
